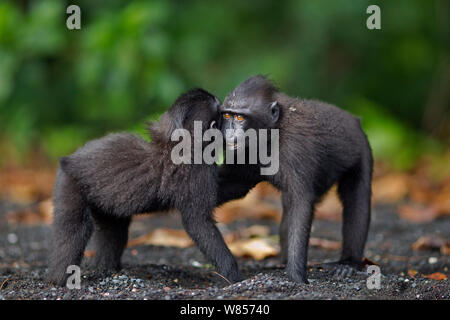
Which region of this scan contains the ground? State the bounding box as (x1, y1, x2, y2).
(0, 201, 448, 300)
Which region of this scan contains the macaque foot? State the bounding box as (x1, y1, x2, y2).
(286, 267, 309, 284)
(47, 271, 69, 287)
(288, 273, 309, 284)
(224, 269, 244, 284)
(318, 260, 363, 279)
(92, 258, 121, 272)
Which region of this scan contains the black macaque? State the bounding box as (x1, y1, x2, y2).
(217, 75, 373, 283)
(48, 89, 241, 286)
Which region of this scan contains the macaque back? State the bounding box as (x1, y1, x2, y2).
(48, 89, 241, 286)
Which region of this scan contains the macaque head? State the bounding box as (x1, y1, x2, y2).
(150, 89, 221, 142)
(220, 75, 280, 151)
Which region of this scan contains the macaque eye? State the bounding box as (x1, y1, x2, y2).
(235, 115, 244, 121)
(223, 113, 231, 119)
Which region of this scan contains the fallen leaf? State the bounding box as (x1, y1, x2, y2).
(224, 225, 270, 243)
(441, 244, 450, 255)
(362, 257, 380, 267)
(372, 173, 410, 203)
(84, 250, 95, 258)
(398, 204, 439, 223)
(407, 269, 418, 278)
(228, 238, 278, 260)
(0, 168, 55, 203)
(214, 183, 281, 223)
(430, 189, 450, 216)
(38, 198, 53, 224)
(127, 228, 192, 248)
(5, 198, 53, 225)
(309, 237, 341, 250)
(411, 235, 448, 251)
(422, 272, 448, 281)
(315, 187, 343, 221)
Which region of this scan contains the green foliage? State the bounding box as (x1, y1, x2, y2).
(0, 0, 448, 167)
(346, 97, 443, 170)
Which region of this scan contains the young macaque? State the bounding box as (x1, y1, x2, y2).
(48, 89, 241, 286)
(217, 75, 373, 283)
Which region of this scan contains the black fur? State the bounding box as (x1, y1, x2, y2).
(48, 89, 241, 286)
(218, 75, 373, 283)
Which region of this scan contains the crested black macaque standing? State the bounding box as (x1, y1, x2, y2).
(48, 89, 241, 286)
(218, 75, 373, 283)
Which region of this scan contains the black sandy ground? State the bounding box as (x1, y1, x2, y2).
(0, 202, 448, 300)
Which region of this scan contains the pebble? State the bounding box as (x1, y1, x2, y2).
(191, 261, 202, 268)
(7, 233, 18, 244)
(428, 257, 438, 264)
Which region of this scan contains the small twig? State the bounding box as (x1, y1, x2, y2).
(0, 278, 9, 292)
(211, 271, 232, 285)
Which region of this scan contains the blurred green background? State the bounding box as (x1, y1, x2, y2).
(0, 0, 448, 169)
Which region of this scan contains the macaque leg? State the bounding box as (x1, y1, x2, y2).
(337, 161, 371, 270)
(91, 210, 131, 271)
(285, 193, 314, 284)
(279, 211, 289, 264)
(181, 208, 242, 283)
(48, 168, 93, 286)
(217, 176, 259, 206)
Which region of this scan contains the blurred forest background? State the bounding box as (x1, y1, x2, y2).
(0, 0, 449, 225)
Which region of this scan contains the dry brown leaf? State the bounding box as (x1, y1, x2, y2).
(38, 198, 53, 224)
(441, 244, 450, 255)
(362, 257, 380, 267)
(5, 198, 53, 225)
(430, 189, 450, 216)
(315, 187, 342, 221)
(215, 183, 281, 224)
(84, 250, 95, 258)
(398, 204, 439, 223)
(224, 225, 278, 260)
(309, 237, 341, 250)
(422, 272, 448, 281)
(224, 225, 270, 243)
(228, 238, 278, 260)
(127, 228, 193, 248)
(407, 269, 418, 278)
(0, 168, 55, 203)
(411, 235, 448, 251)
(372, 173, 410, 203)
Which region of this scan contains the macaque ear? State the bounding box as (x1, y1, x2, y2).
(149, 108, 186, 142)
(163, 110, 185, 140)
(270, 101, 280, 124)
